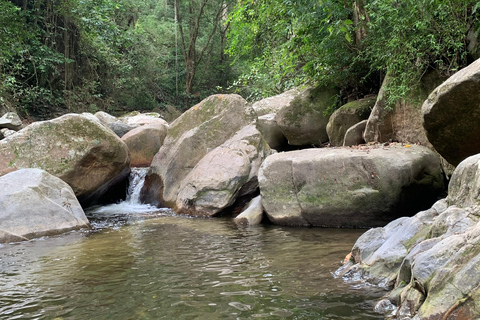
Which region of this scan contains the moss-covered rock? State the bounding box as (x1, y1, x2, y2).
(258, 145, 444, 227)
(364, 71, 445, 146)
(275, 86, 339, 146)
(336, 153, 480, 319)
(326, 96, 375, 146)
(0, 114, 130, 205)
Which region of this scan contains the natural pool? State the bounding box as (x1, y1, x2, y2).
(0, 208, 385, 320)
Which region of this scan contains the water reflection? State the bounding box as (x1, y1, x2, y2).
(0, 217, 384, 320)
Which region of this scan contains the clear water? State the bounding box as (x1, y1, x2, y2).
(0, 215, 385, 320)
(0, 169, 385, 320)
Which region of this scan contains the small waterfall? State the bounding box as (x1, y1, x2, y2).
(125, 167, 149, 204)
(86, 167, 170, 220)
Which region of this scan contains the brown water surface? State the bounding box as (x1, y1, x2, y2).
(0, 214, 384, 320)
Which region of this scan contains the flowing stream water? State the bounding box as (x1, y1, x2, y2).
(0, 169, 385, 320)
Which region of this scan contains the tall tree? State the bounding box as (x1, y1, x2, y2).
(175, 0, 228, 98)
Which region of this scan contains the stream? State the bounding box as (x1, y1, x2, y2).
(0, 169, 385, 320)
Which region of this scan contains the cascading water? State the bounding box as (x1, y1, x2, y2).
(86, 168, 171, 225)
(125, 167, 149, 204)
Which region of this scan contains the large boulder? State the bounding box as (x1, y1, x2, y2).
(142, 94, 257, 211)
(175, 125, 270, 215)
(275, 86, 339, 146)
(252, 88, 301, 116)
(336, 153, 480, 319)
(121, 123, 168, 167)
(326, 96, 375, 146)
(423, 58, 480, 166)
(0, 169, 90, 243)
(364, 71, 445, 146)
(258, 145, 444, 227)
(0, 114, 130, 205)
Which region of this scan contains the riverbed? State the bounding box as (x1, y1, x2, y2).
(0, 207, 385, 320)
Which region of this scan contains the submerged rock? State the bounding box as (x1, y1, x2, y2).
(337, 153, 480, 319)
(258, 145, 444, 227)
(0, 114, 130, 206)
(142, 94, 259, 213)
(0, 169, 89, 243)
(423, 58, 480, 166)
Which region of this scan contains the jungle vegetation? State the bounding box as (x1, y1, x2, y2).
(0, 0, 479, 119)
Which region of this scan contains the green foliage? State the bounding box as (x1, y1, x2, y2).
(227, 0, 479, 106)
(361, 0, 475, 108)
(0, 0, 234, 118)
(226, 0, 359, 101)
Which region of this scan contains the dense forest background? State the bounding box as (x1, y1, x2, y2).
(0, 0, 479, 120)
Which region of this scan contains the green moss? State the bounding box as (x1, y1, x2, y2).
(404, 225, 431, 250)
(281, 86, 338, 125)
(337, 96, 376, 119)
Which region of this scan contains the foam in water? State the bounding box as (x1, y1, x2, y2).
(87, 167, 168, 217)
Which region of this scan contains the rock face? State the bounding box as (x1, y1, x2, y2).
(121, 124, 168, 167)
(0, 169, 90, 243)
(252, 88, 301, 116)
(336, 153, 480, 319)
(142, 94, 260, 214)
(326, 96, 375, 146)
(423, 58, 480, 166)
(258, 145, 444, 227)
(0, 114, 130, 205)
(275, 86, 339, 146)
(364, 71, 445, 146)
(175, 125, 270, 215)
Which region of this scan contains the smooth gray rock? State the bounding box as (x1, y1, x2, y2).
(326, 97, 374, 146)
(252, 88, 301, 117)
(0, 114, 130, 206)
(142, 94, 257, 212)
(423, 58, 480, 166)
(175, 125, 270, 215)
(337, 154, 480, 319)
(258, 145, 444, 227)
(0, 169, 90, 243)
(343, 120, 368, 146)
